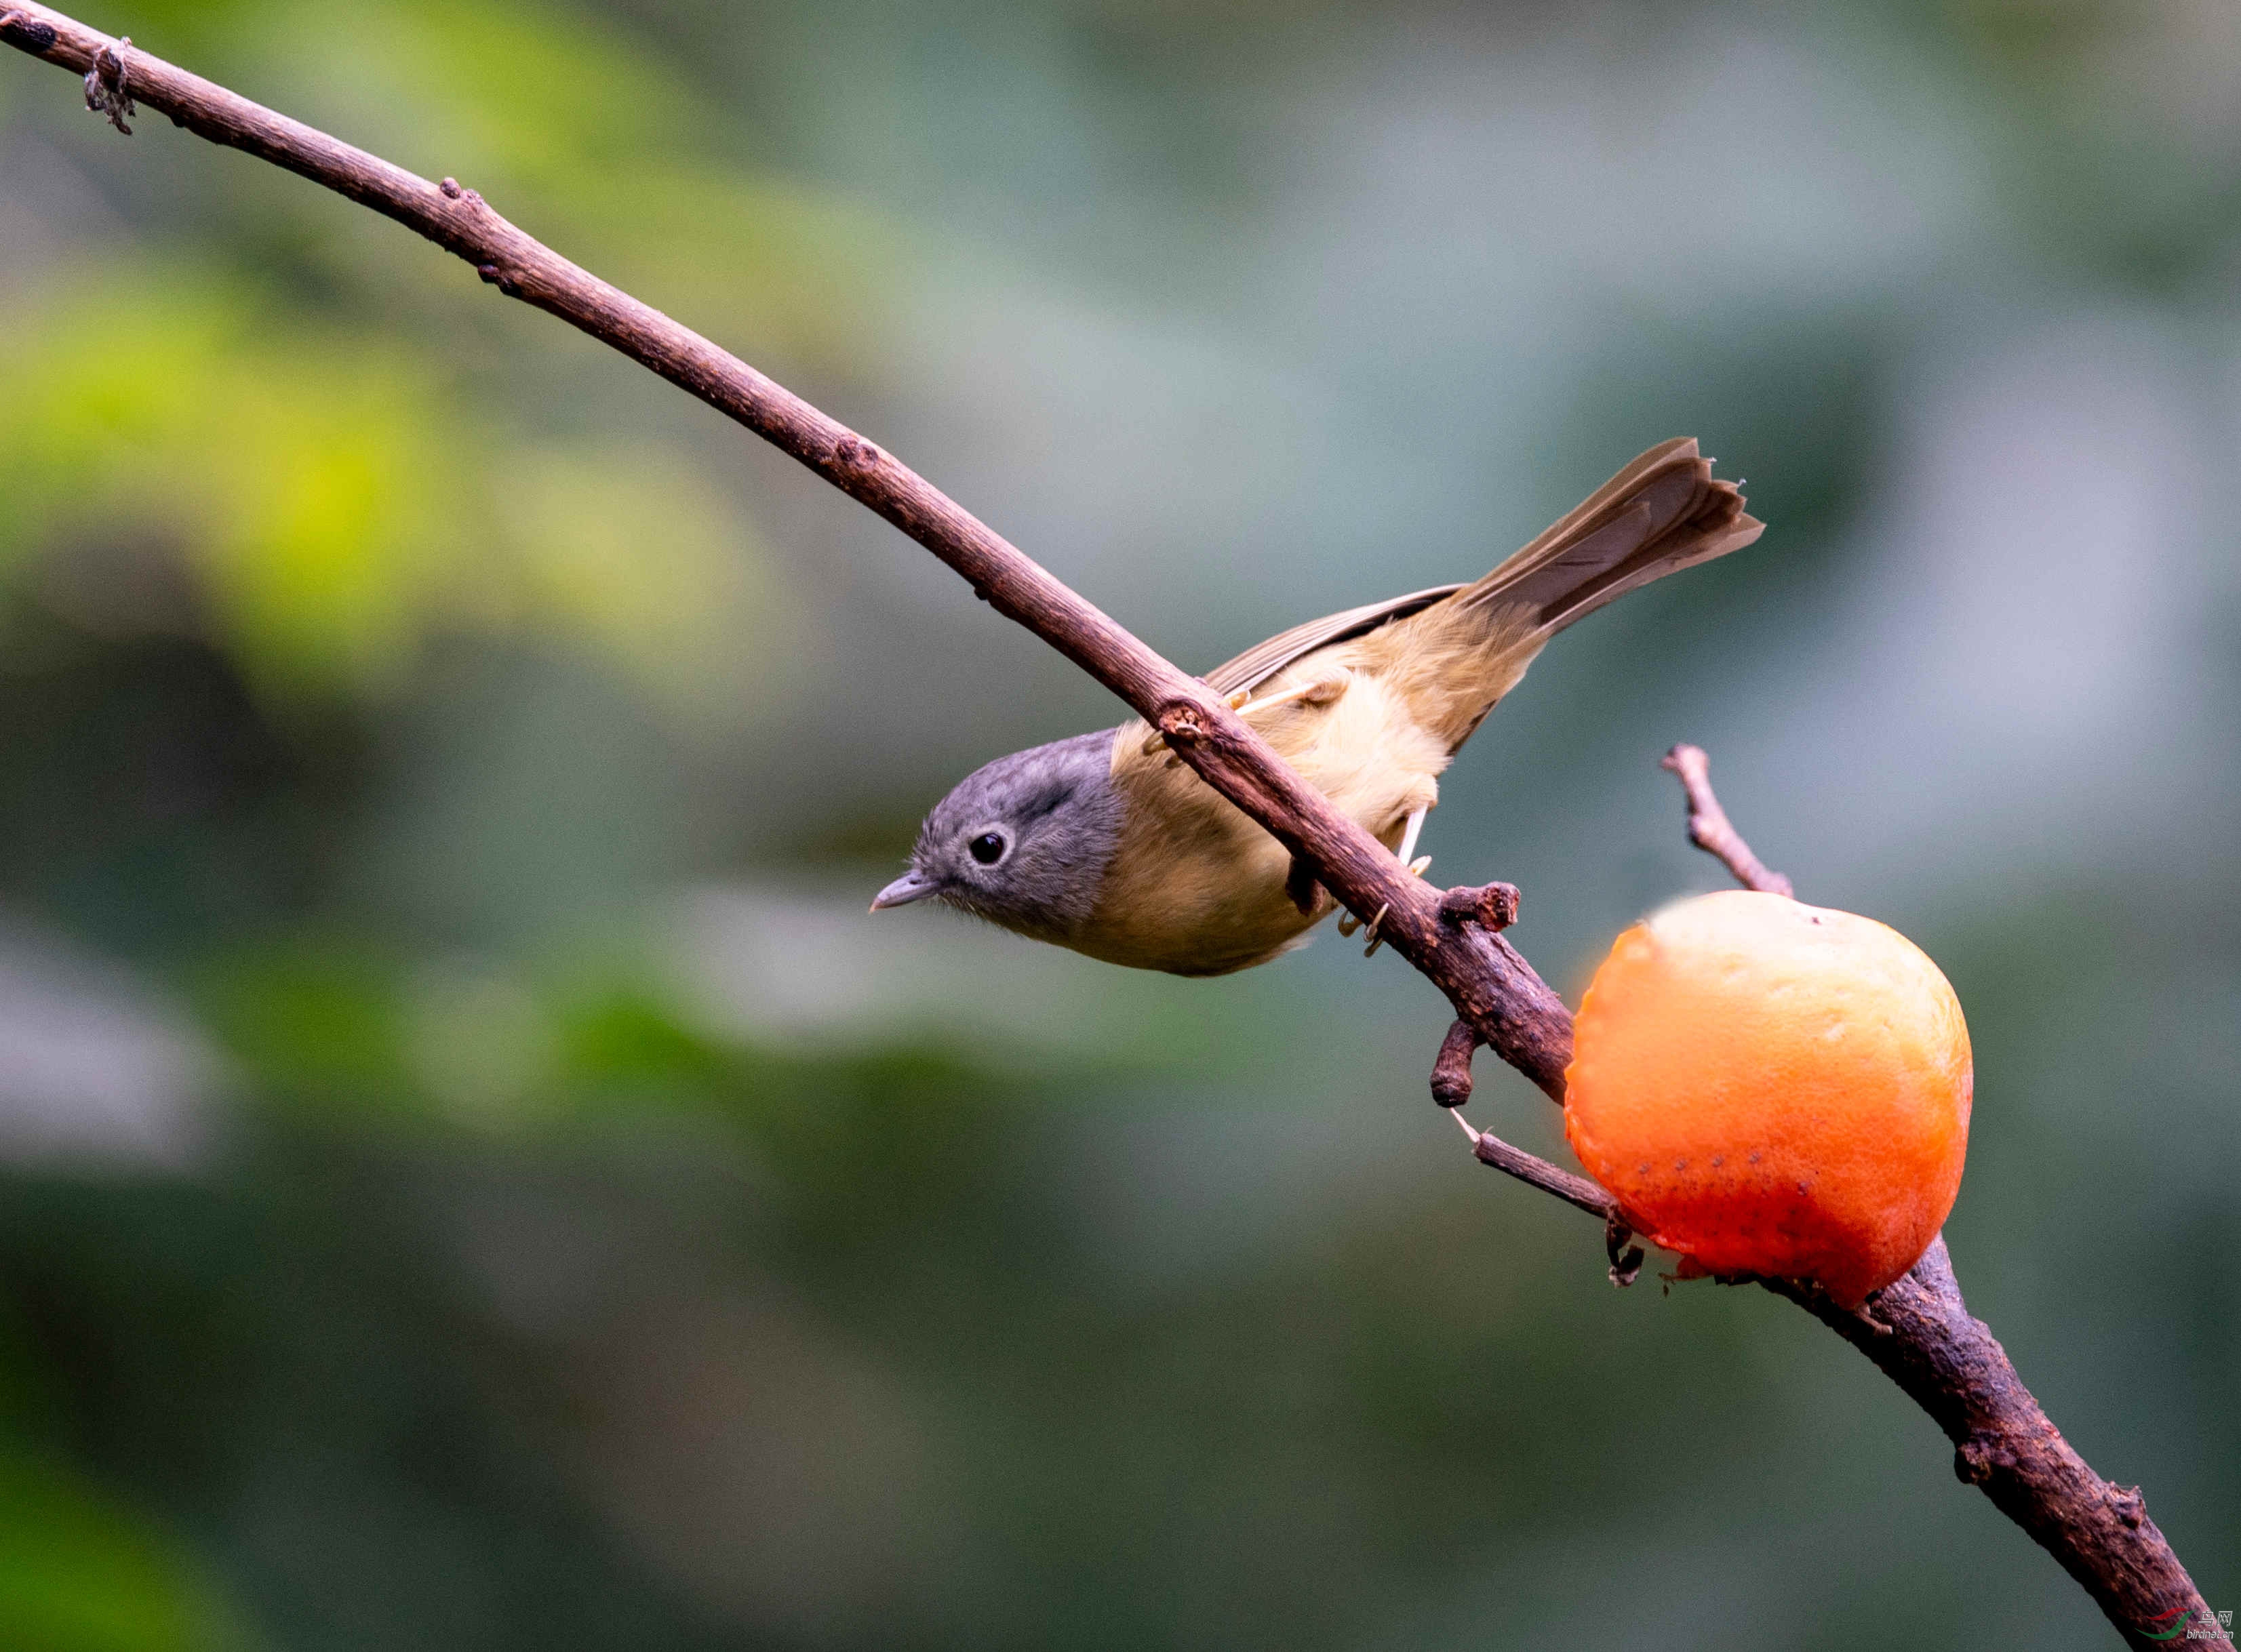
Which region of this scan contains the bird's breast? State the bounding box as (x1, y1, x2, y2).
(1078, 673, 1448, 975)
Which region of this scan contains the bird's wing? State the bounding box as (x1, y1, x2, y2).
(1202, 585, 1465, 698)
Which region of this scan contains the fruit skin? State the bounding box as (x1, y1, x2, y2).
(1564, 890, 1972, 1306)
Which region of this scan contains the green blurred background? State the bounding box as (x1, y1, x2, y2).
(1, 1, 2236, 1647)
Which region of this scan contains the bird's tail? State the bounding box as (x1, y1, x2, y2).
(1455, 437, 1761, 632)
(1370, 439, 1762, 750)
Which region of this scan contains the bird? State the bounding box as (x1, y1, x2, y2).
(871, 438, 1762, 976)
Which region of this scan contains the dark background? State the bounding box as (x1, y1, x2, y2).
(0, 1, 2236, 1647)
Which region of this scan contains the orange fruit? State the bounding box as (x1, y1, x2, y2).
(1564, 890, 1971, 1305)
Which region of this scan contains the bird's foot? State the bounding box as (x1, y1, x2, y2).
(1336, 809, 1431, 949)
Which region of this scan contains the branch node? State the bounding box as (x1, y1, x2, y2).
(1438, 881, 1520, 932)
(1955, 1434, 2015, 1487)
(440, 176, 463, 199)
(833, 434, 881, 472)
(1429, 1020, 1480, 1108)
(1155, 703, 1206, 748)
(83, 36, 134, 134)
(2112, 1485, 2147, 1531)
(0, 11, 59, 52)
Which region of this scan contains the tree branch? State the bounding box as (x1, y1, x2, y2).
(1644, 750, 2212, 1647)
(0, 7, 2210, 1642)
(1662, 742, 1795, 897)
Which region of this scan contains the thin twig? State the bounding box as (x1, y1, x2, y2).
(1662, 743, 1793, 897)
(1428, 1020, 1615, 1222)
(1451, 1110, 1617, 1221)
(0, 9, 2207, 1642)
(1429, 1012, 1610, 1213)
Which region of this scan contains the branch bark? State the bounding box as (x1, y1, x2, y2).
(0, 7, 2210, 1643)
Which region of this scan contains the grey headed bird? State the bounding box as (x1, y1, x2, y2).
(872, 439, 1761, 976)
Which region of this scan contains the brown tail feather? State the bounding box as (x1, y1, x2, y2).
(1456, 437, 1762, 635)
(1362, 439, 1762, 753)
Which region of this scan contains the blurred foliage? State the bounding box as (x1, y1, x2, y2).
(0, 0, 903, 716)
(0, 0, 2237, 1648)
(0, 270, 785, 706)
(0, 1444, 226, 1652)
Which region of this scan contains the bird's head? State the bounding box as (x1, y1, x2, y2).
(871, 729, 1124, 944)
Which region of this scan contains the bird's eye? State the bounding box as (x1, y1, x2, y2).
(968, 831, 1006, 865)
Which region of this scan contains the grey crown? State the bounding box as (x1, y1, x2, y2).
(884, 729, 1124, 943)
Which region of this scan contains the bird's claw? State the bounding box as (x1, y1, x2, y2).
(1336, 814, 1427, 948)
(1360, 902, 1392, 956)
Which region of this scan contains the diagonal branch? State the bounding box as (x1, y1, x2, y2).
(0, 8, 2209, 1643)
(1663, 742, 1794, 896)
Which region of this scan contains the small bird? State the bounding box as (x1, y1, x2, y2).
(872, 439, 1761, 976)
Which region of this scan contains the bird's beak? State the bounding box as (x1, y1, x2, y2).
(870, 868, 940, 912)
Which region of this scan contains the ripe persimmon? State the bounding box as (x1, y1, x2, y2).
(1564, 890, 1971, 1306)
